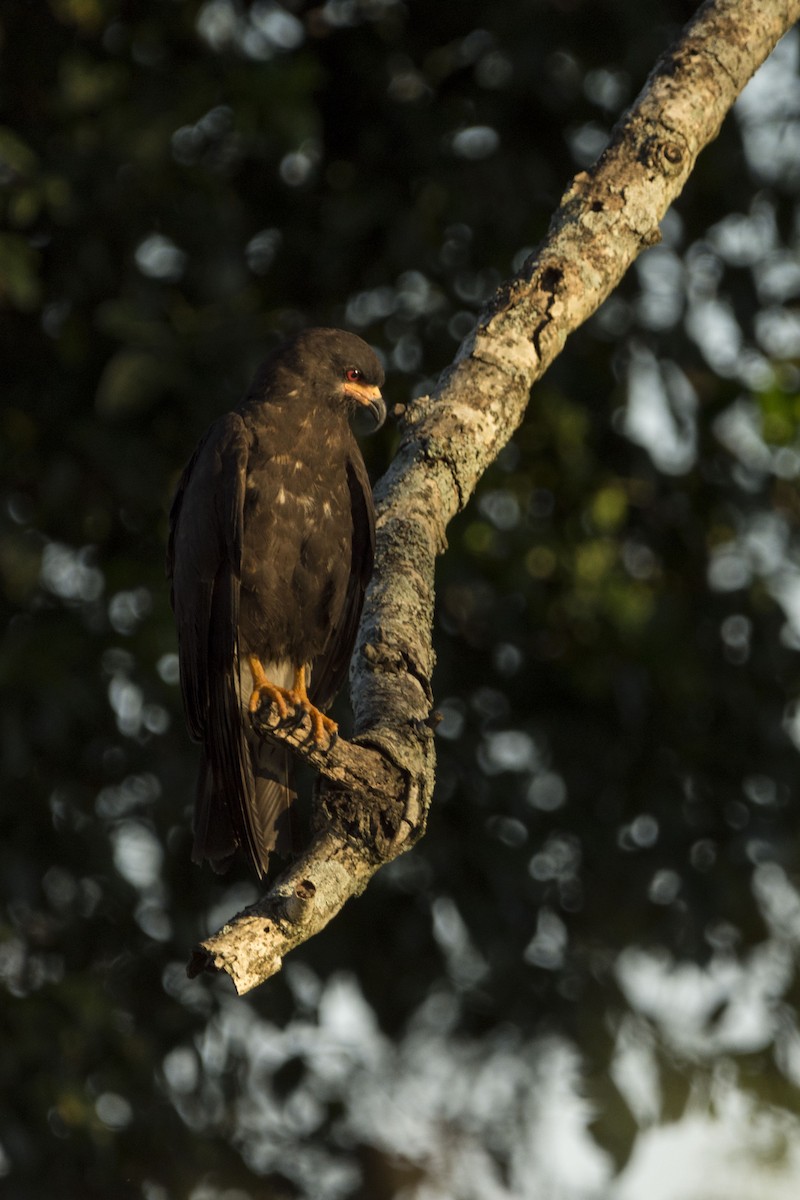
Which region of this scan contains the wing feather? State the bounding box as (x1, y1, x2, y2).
(168, 414, 276, 875)
(310, 435, 376, 711)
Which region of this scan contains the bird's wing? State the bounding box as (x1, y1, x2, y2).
(167, 413, 247, 740)
(310, 435, 376, 712)
(167, 414, 262, 870)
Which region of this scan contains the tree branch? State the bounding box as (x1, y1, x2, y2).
(190, 0, 800, 994)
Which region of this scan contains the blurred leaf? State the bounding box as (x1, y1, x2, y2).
(0, 233, 41, 310)
(0, 126, 38, 179)
(58, 56, 128, 112)
(94, 350, 179, 418)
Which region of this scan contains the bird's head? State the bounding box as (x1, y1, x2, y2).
(269, 327, 386, 432)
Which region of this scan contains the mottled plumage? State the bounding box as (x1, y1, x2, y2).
(167, 328, 385, 877)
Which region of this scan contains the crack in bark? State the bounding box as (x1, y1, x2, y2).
(399, 648, 434, 707)
(704, 43, 744, 89)
(532, 265, 564, 362)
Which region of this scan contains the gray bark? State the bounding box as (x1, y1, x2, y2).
(189, 0, 800, 994)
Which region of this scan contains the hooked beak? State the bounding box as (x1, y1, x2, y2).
(344, 381, 386, 432)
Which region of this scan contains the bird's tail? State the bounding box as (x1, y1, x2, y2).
(245, 729, 296, 875)
(192, 735, 296, 878)
(192, 748, 238, 873)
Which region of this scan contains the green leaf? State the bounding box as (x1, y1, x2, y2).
(0, 233, 41, 310)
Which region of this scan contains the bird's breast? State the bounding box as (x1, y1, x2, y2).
(238, 450, 352, 662)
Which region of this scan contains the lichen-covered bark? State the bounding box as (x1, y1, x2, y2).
(190, 0, 800, 994)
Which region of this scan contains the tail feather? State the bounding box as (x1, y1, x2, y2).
(192, 750, 238, 873)
(247, 732, 296, 872)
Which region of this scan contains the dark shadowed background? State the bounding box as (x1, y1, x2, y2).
(2, 2, 800, 1197)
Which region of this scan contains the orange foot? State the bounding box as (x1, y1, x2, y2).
(248, 655, 294, 721)
(248, 657, 337, 747)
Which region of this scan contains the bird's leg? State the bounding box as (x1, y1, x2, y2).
(288, 665, 338, 746)
(247, 655, 295, 721)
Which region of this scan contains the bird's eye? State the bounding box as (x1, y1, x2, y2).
(345, 368, 363, 382)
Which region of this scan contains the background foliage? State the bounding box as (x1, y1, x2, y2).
(2, 1, 800, 1197)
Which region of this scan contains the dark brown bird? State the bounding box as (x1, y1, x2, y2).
(167, 328, 385, 878)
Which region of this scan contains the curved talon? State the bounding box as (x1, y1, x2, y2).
(288, 690, 338, 747)
(247, 656, 337, 747)
(248, 682, 293, 720)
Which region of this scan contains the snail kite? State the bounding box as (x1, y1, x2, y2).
(167, 328, 386, 877)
